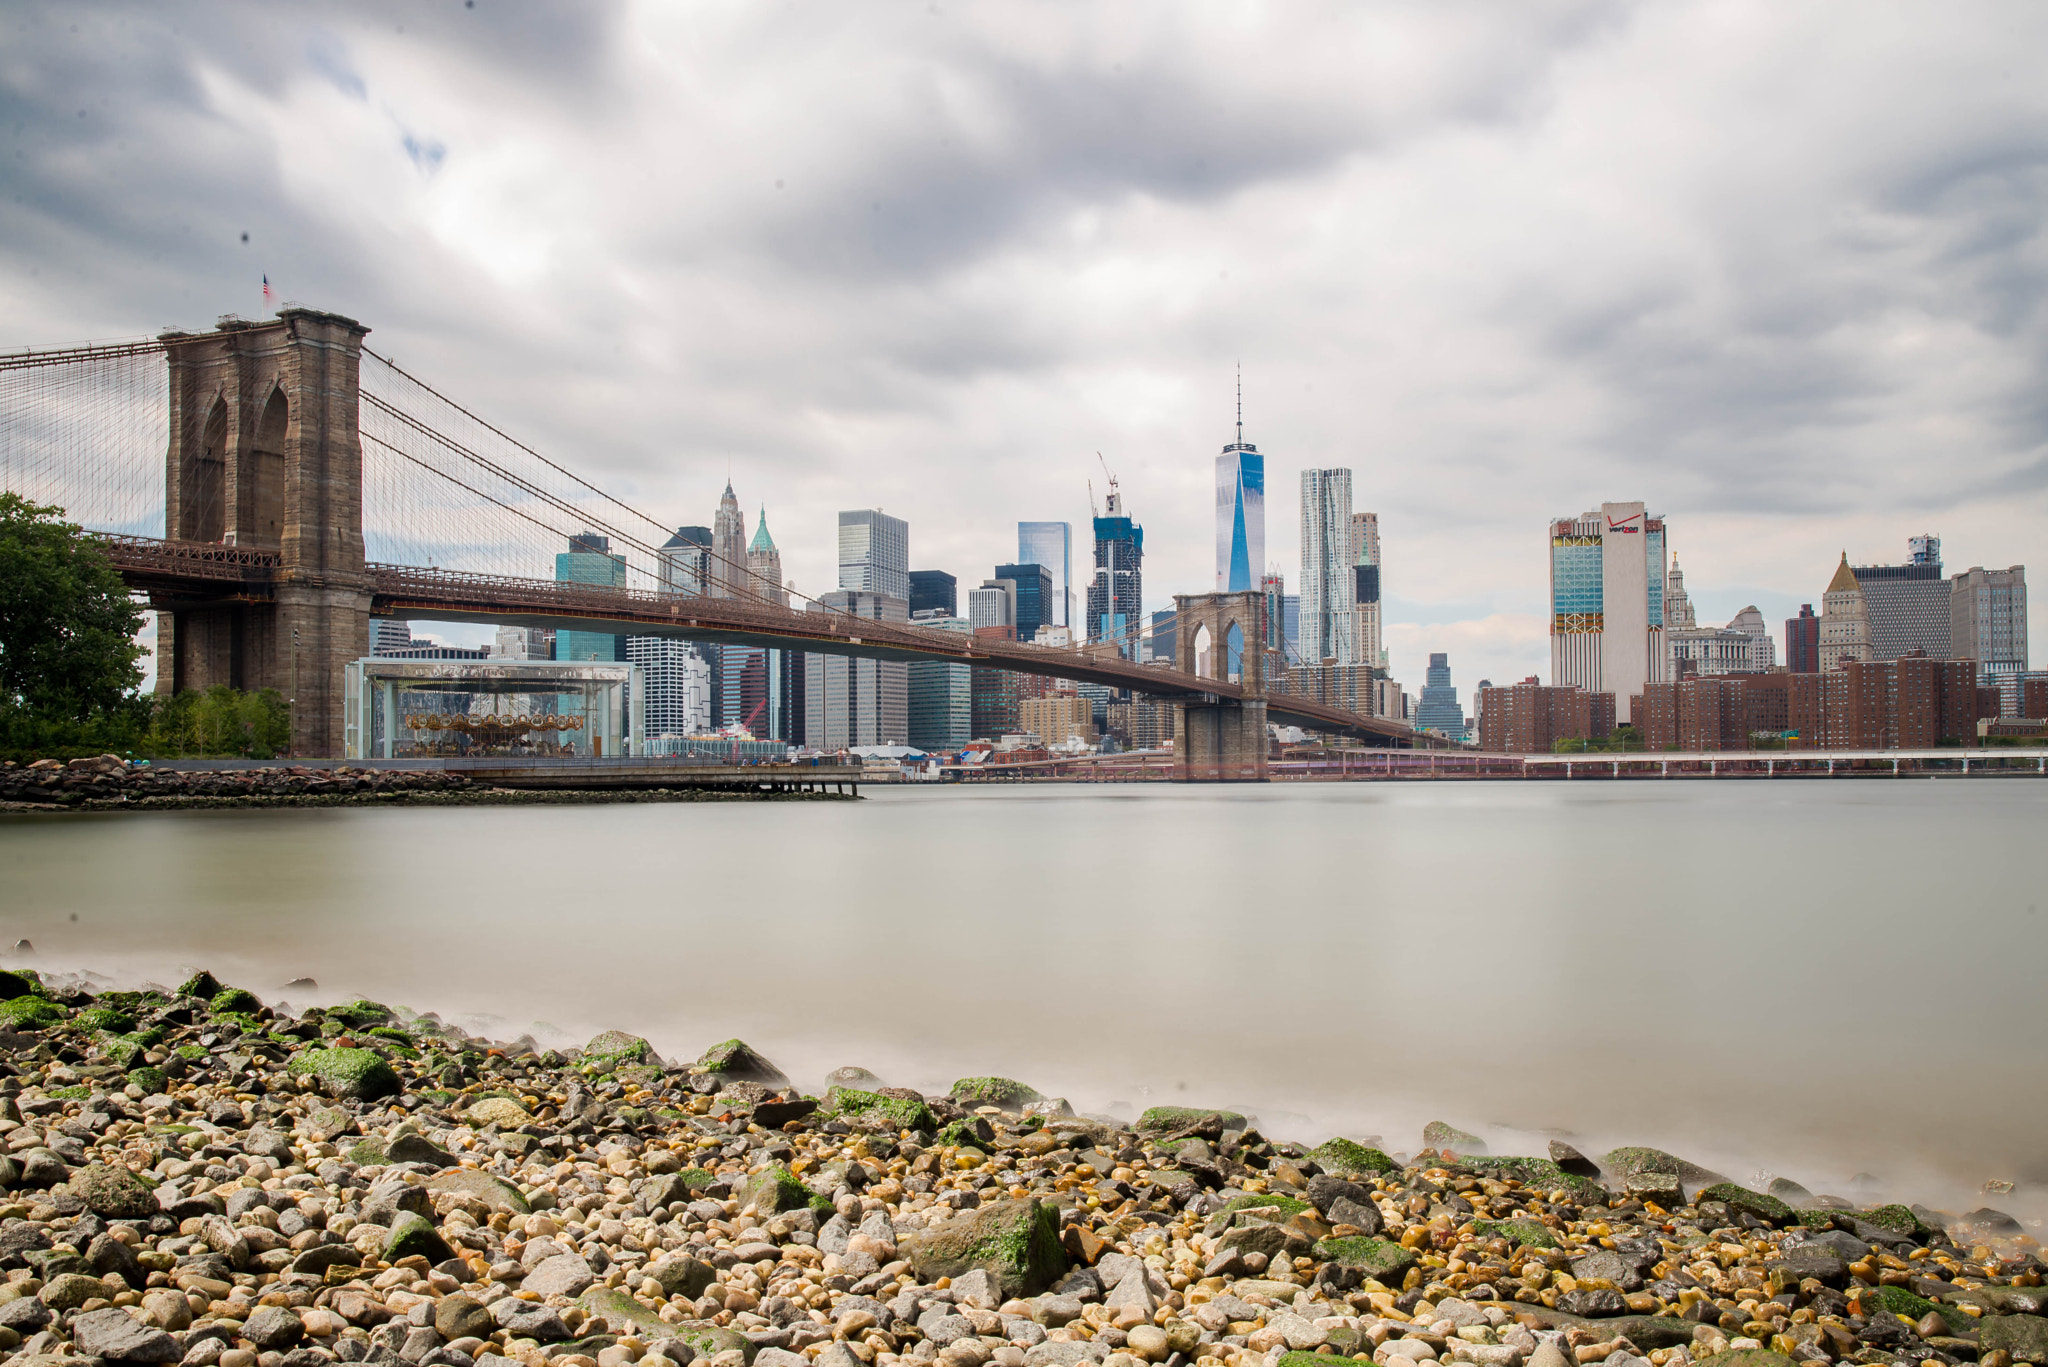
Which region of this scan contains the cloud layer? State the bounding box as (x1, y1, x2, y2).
(5, 0, 2045, 690)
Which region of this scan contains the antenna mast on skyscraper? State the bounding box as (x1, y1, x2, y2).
(1236, 362, 1242, 446)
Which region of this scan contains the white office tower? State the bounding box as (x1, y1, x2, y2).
(805, 590, 910, 748)
(628, 637, 713, 738)
(838, 509, 910, 601)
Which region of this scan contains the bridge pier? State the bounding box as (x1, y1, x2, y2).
(156, 311, 373, 757)
(1170, 591, 1269, 781)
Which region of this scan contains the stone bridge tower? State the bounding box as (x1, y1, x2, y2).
(1172, 590, 1270, 780)
(156, 310, 373, 757)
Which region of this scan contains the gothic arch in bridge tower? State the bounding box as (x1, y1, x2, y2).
(1171, 590, 1269, 780)
(240, 385, 289, 548)
(179, 395, 229, 544)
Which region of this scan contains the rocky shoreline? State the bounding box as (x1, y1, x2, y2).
(0, 969, 2037, 1367)
(0, 759, 852, 813)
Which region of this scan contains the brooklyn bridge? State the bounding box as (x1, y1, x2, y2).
(1, 308, 1446, 779)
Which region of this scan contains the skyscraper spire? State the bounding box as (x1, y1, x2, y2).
(1236, 362, 1242, 446)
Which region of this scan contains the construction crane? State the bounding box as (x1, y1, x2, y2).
(730, 699, 768, 764)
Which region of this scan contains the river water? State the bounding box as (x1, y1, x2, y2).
(3, 780, 2043, 1216)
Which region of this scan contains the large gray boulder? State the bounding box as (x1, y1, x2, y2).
(70, 1308, 181, 1363)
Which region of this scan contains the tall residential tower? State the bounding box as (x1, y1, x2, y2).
(1299, 469, 1356, 664)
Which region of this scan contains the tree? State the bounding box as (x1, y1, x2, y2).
(0, 493, 145, 722)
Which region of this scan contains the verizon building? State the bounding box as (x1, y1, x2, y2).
(1549, 501, 1668, 722)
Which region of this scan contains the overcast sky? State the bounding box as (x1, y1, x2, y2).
(6, 1, 2046, 691)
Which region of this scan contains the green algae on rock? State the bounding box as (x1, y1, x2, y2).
(1307, 1137, 1398, 1176)
(287, 1046, 402, 1100)
(949, 1076, 1043, 1111)
(824, 1085, 936, 1133)
(902, 1196, 1068, 1298)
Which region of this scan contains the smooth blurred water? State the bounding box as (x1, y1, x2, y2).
(3, 779, 2044, 1213)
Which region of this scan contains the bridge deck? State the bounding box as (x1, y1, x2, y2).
(105, 536, 1448, 748)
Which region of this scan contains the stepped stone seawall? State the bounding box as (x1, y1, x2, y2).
(0, 757, 470, 809)
(0, 967, 2036, 1367)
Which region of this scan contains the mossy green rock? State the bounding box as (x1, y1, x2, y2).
(426, 1168, 531, 1215)
(126, 1066, 168, 1095)
(0, 996, 65, 1028)
(72, 1162, 159, 1218)
(903, 1196, 1068, 1298)
(177, 971, 222, 1000)
(1315, 1236, 1418, 1284)
(209, 988, 261, 1015)
(326, 999, 396, 1029)
(72, 1007, 135, 1033)
(668, 1323, 756, 1365)
(347, 1136, 389, 1166)
(576, 1287, 672, 1337)
(825, 1086, 935, 1132)
(1278, 1353, 1330, 1367)
(1471, 1218, 1559, 1249)
(1471, 1156, 1605, 1204)
(287, 1047, 402, 1100)
(1422, 1121, 1486, 1155)
(694, 1038, 789, 1086)
(1308, 1138, 1397, 1176)
(384, 1210, 454, 1264)
(949, 1077, 1042, 1111)
(1135, 1106, 1248, 1137)
(1859, 1204, 1936, 1239)
(1871, 1285, 1970, 1334)
(1977, 1314, 2048, 1363)
(584, 1030, 655, 1070)
(736, 1164, 812, 1215)
(1695, 1183, 1792, 1224)
(1221, 1193, 1313, 1220)
(1695, 1352, 1797, 1367)
(0, 971, 35, 1001)
(1602, 1147, 1683, 1180)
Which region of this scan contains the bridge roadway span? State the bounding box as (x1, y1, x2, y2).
(104, 535, 1439, 749)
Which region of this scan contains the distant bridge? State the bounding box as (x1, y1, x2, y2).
(8, 312, 1444, 777)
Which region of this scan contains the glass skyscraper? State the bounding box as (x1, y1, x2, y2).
(1413, 653, 1470, 742)
(908, 570, 957, 617)
(1216, 443, 1264, 593)
(838, 509, 910, 601)
(1016, 522, 1072, 628)
(993, 563, 1054, 644)
(555, 532, 627, 663)
(908, 614, 974, 750)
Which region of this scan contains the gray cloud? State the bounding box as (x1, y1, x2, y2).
(2, 0, 2045, 692)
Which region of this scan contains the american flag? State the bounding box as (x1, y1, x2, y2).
(262, 274, 273, 309)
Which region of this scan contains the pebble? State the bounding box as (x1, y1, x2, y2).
(0, 968, 2034, 1367)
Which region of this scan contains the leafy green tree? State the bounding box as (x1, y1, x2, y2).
(1603, 724, 1644, 752)
(0, 493, 145, 723)
(144, 686, 290, 758)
